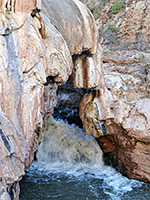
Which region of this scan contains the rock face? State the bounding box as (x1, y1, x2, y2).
(42, 0, 98, 55)
(77, 0, 150, 183)
(0, 0, 101, 199)
(42, 0, 102, 89)
(1, 0, 150, 198)
(97, 0, 150, 52)
(101, 50, 150, 182)
(71, 44, 103, 89)
(79, 48, 150, 182)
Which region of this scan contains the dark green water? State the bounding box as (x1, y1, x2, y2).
(20, 117, 150, 200)
(20, 165, 150, 200)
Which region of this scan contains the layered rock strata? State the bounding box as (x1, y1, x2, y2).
(79, 49, 150, 182)
(0, 0, 101, 199)
(1, 0, 150, 199)
(77, 0, 150, 183)
(97, 0, 150, 52)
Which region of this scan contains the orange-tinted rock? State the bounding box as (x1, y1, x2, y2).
(71, 44, 103, 89)
(0, 0, 39, 13)
(79, 46, 150, 182)
(0, 0, 102, 198)
(98, 119, 150, 182)
(42, 0, 98, 55)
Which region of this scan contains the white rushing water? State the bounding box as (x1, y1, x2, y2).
(33, 116, 143, 200)
(36, 116, 103, 171)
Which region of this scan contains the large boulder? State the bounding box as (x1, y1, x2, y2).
(42, 0, 102, 89)
(42, 0, 98, 55)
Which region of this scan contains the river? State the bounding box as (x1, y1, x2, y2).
(20, 117, 150, 200)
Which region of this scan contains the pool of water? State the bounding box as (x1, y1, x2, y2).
(20, 164, 150, 200)
(20, 117, 150, 200)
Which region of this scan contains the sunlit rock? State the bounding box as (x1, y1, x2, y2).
(122, 98, 150, 141)
(41, 13, 73, 83)
(71, 44, 103, 89)
(42, 0, 98, 55)
(0, 0, 102, 198)
(79, 87, 130, 137)
(79, 46, 150, 182)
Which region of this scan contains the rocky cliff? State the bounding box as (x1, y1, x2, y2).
(81, 0, 150, 52)
(0, 0, 102, 199)
(79, 0, 150, 182)
(0, 0, 150, 199)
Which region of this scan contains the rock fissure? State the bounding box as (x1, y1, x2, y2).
(0, 0, 150, 198)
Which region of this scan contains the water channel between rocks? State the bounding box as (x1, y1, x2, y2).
(20, 117, 150, 200)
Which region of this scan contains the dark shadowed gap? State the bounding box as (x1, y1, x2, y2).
(52, 79, 95, 128)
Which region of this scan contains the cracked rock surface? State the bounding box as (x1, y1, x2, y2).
(77, 0, 150, 182)
(0, 0, 101, 199)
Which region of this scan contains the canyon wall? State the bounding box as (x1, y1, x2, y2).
(0, 0, 102, 199)
(0, 0, 150, 199)
(79, 0, 150, 182)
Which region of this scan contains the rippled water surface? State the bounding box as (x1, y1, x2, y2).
(20, 117, 150, 200)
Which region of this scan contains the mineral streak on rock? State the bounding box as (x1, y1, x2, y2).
(71, 44, 103, 89)
(77, 0, 150, 183)
(1, 0, 149, 198)
(0, 0, 102, 198)
(41, 0, 98, 55)
(0, 0, 38, 13)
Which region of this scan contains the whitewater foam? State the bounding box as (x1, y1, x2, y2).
(37, 116, 103, 168)
(33, 117, 143, 200)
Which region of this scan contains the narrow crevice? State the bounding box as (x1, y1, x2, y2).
(0, 128, 11, 153)
(31, 7, 46, 39)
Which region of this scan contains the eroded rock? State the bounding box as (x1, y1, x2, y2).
(71, 44, 103, 89)
(0, 0, 72, 197)
(79, 47, 150, 182)
(41, 13, 73, 83)
(0, 0, 102, 198)
(42, 0, 98, 55)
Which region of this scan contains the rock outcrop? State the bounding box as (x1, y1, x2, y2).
(98, 50, 150, 181)
(0, 0, 101, 199)
(42, 0, 98, 55)
(42, 0, 102, 89)
(79, 49, 150, 182)
(78, 0, 150, 183)
(1, 0, 150, 198)
(97, 0, 150, 52)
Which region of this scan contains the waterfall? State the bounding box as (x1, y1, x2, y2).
(20, 116, 144, 200)
(36, 116, 103, 171)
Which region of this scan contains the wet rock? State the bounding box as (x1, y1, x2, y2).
(53, 81, 85, 127)
(43, 82, 58, 126)
(98, 118, 150, 183)
(0, 0, 72, 197)
(78, 0, 150, 180)
(79, 87, 130, 137)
